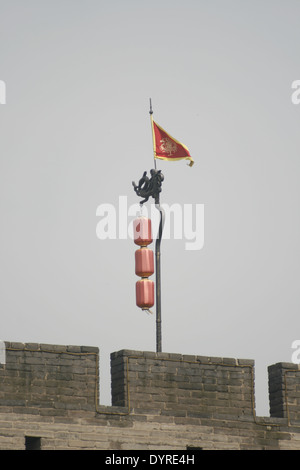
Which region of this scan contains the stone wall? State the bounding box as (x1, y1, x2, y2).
(0, 342, 98, 414)
(0, 342, 300, 450)
(111, 350, 254, 419)
(268, 362, 300, 424)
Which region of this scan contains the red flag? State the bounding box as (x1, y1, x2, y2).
(151, 119, 194, 167)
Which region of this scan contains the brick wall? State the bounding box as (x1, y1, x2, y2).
(111, 350, 254, 419)
(268, 362, 300, 424)
(1, 342, 300, 449)
(0, 342, 98, 415)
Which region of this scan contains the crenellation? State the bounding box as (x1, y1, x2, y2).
(0, 342, 300, 449)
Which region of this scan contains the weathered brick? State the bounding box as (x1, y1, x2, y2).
(1, 343, 300, 450)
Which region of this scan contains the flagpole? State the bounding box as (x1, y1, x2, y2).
(155, 201, 164, 353)
(134, 102, 192, 353)
(149, 98, 164, 353)
(149, 98, 157, 170)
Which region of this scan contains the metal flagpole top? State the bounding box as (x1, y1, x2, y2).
(149, 98, 156, 169)
(149, 98, 153, 115)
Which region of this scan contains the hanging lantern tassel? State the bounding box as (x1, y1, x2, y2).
(133, 217, 154, 313)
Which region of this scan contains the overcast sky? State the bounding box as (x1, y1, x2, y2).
(1, 0, 300, 416)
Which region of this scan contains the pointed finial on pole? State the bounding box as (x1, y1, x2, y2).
(149, 98, 156, 169)
(149, 98, 153, 115)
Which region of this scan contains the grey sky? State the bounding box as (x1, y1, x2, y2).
(1, 0, 300, 415)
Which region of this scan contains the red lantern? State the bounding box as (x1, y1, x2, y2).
(136, 279, 154, 309)
(133, 216, 155, 312)
(135, 248, 154, 277)
(133, 217, 152, 247)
